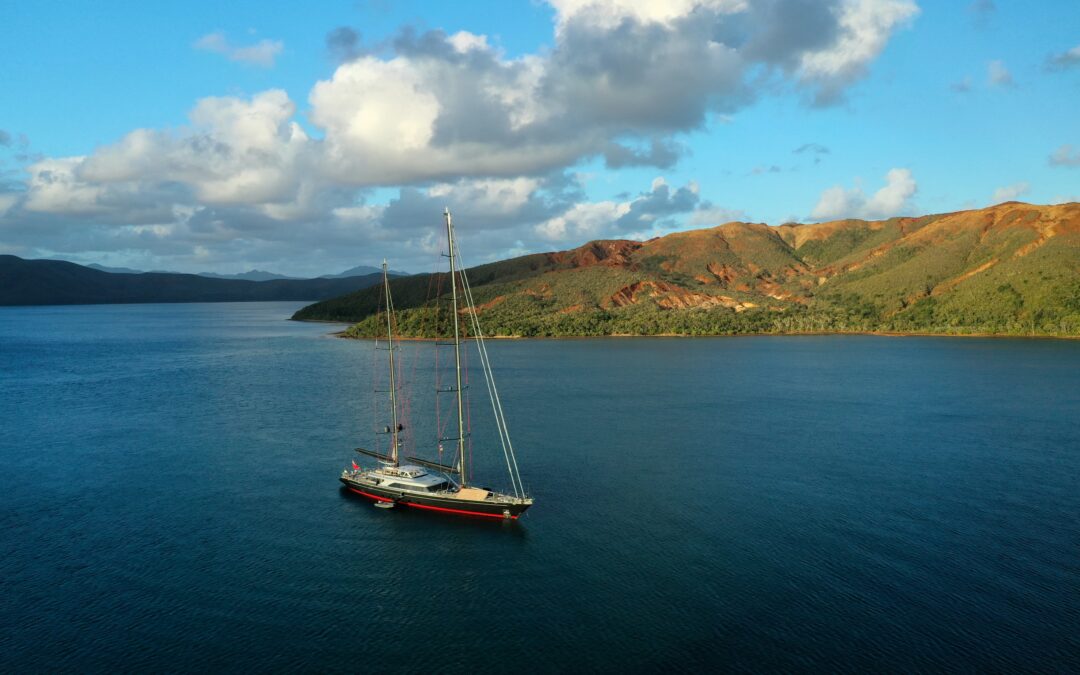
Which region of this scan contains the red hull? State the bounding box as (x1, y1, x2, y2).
(346, 486, 521, 520)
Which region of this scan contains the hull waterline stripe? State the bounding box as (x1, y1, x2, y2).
(404, 501, 519, 520)
(348, 486, 519, 519)
(347, 487, 394, 503)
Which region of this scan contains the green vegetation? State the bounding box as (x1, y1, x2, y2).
(296, 202, 1080, 339)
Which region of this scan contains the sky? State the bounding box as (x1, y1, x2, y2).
(1, 0, 1078, 276)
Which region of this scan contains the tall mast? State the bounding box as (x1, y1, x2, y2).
(383, 260, 400, 466)
(445, 208, 467, 486)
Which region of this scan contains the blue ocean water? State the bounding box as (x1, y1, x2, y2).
(1, 302, 1078, 672)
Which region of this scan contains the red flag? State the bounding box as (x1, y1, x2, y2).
(352, 461, 359, 470)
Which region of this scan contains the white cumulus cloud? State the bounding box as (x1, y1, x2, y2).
(690, 205, 746, 226)
(0, 1, 922, 273)
(65, 90, 311, 211)
(991, 182, 1029, 204)
(535, 177, 701, 242)
(549, 0, 748, 31)
(798, 0, 921, 103)
(535, 200, 631, 241)
(303, 0, 920, 183)
(811, 168, 918, 221)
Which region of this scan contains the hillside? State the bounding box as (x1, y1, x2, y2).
(0, 256, 389, 306)
(293, 202, 1080, 337)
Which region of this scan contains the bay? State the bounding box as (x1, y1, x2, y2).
(1, 302, 1078, 672)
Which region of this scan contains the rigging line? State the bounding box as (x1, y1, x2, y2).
(433, 234, 454, 469)
(463, 311, 473, 478)
(424, 254, 440, 340)
(445, 209, 467, 484)
(404, 288, 422, 414)
(370, 275, 386, 457)
(383, 261, 401, 466)
(461, 252, 525, 497)
(397, 319, 417, 458)
(458, 265, 520, 496)
(454, 247, 514, 493)
(397, 338, 415, 458)
(434, 270, 443, 455)
(456, 243, 524, 497)
(435, 314, 445, 460)
(470, 330, 516, 495)
(464, 349, 474, 485)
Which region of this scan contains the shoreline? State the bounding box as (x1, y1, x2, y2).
(288, 317, 354, 326)
(305, 323, 1080, 342)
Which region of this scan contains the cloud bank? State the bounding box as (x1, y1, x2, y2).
(1, 0, 920, 273)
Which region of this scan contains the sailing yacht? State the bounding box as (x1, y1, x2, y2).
(340, 209, 534, 520)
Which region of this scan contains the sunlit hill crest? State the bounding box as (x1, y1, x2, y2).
(295, 201, 1080, 337)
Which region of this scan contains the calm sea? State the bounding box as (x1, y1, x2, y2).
(2, 302, 1078, 672)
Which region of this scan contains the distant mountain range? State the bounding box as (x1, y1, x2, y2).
(86, 263, 147, 275)
(199, 270, 300, 281)
(320, 264, 410, 279)
(294, 201, 1080, 338)
(0, 257, 400, 306)
(83, 263, 409, 281)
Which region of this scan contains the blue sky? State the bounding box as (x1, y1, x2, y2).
(1, 0, 1078, 275)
